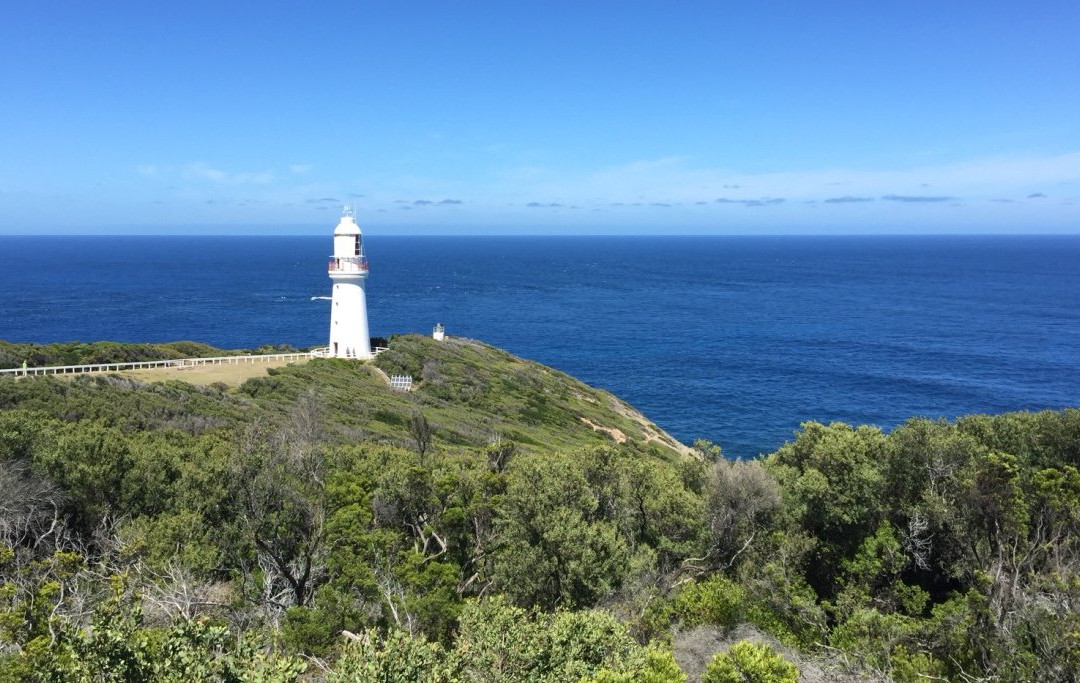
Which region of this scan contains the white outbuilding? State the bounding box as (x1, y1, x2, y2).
(328, 206, 372, 359)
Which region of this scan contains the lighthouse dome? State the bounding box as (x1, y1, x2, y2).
(334, 214, 361, 236)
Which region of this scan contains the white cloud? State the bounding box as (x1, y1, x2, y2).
(182, 162, 275, 185)
(479, 151, 1080, 206)
(103, 150, 1080, 230)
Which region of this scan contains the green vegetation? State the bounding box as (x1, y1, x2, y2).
(2, 334, 1079, 681)
(701, 642, 797, 683)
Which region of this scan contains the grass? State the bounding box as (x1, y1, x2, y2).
(67, 356, 310, 387)
(366, 334, 692, 458)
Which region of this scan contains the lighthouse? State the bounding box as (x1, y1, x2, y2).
(327, 206, 372, 359)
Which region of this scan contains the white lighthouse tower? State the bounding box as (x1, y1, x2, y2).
(327, 206, 372, 359)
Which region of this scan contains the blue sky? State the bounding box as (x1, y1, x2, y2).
(1, 1, 1078, 235)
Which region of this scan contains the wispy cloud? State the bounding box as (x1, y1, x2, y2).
(715, 197, 784, 207)
(881, 194, 954, 203)
(483, 151, 1080, 210)
(405, 198, 465, 206)
(183, 162, 275, 185)
(122, 149, 1080, 228)
(289, 164, 313, 174)
(824, 196, 874, 203)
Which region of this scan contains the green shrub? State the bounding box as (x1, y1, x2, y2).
(701, 641, 797, 683)
(329, 629, 453, 683)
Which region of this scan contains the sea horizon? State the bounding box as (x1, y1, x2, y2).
(4, 230, 1080, 238)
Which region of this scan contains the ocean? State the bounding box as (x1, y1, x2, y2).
(1, 234, 1078, 459)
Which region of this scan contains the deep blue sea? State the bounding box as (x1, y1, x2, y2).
(2, 235, 1078, 458)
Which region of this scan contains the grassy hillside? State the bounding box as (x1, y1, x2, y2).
(369, 334, 687, 457)
(0, 334, 688, 459)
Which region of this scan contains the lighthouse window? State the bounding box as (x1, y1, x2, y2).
(354, 236, 362, 256)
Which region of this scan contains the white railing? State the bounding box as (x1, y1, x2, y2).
(309, 346, 387, 359)
(328, 256, 369, 274)
(0, 351, 321, 378)
(2, 346, 392, 378)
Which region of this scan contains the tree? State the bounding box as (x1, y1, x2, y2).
(697, 458, 780, 574)
(693, 439, 724, 462)
(31, 420, 136, 539)
(765, 422, 888, 597)
(409, 411, 435, 465)
(0, 459, 68, 559)
(227, 398, 332, 619)
(494, 455, 629, 609)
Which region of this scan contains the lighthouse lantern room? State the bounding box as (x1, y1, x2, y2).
(328, 206, 372, 358)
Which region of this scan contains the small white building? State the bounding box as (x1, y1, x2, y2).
(328, 207, 372, 359)
(433, 323, 446, 341)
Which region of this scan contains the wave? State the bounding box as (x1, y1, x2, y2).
(310, 296, 332, 300)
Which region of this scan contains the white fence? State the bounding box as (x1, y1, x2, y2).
(2, 345, 393, 378)
(389, 375, 414, 391)
(309, 346, 388, 358)
(1, 351, 316, 378)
